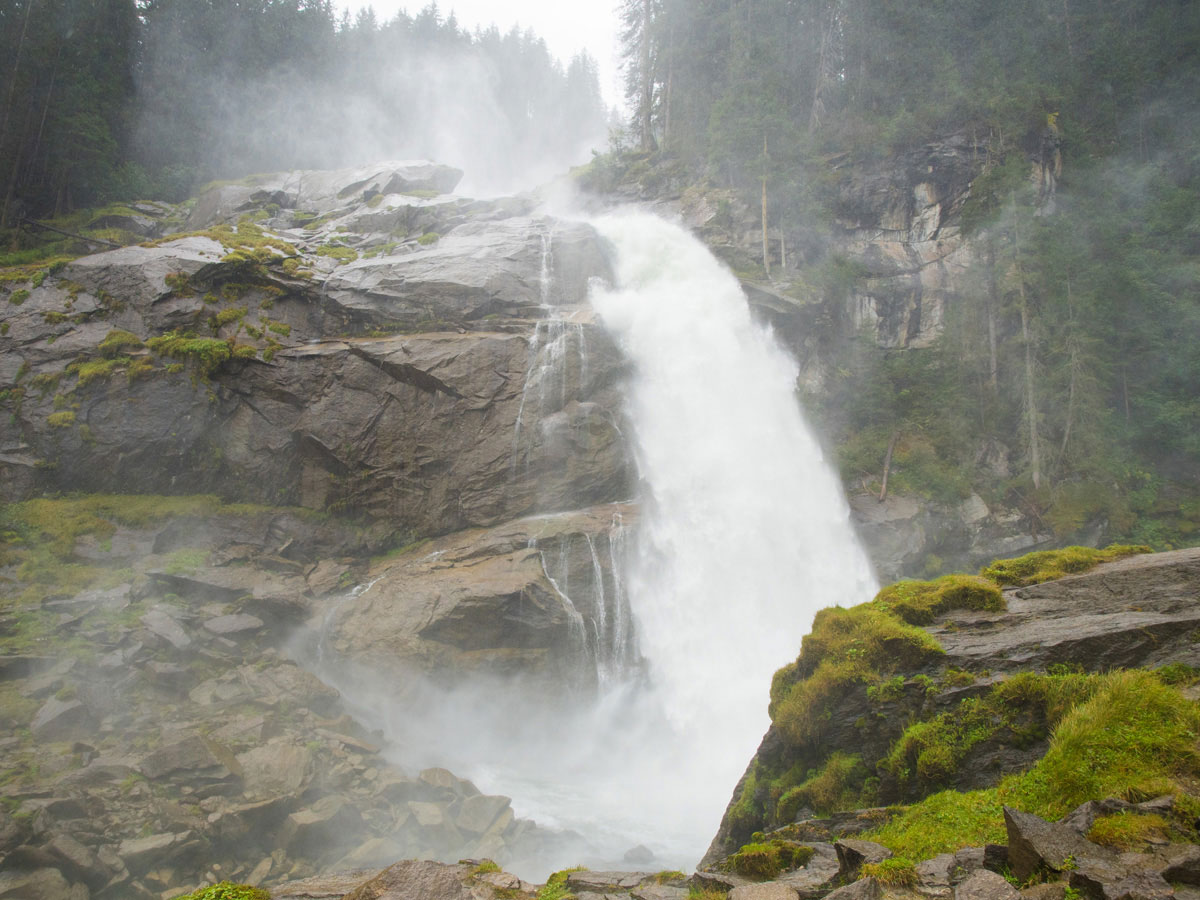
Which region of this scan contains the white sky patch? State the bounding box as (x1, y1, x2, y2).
(338, 0, 624, 108)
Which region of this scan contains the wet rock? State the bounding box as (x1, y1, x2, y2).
(954, 871, 1020, 900)
(1020, 884, 1067, 900)
(729, 884, 802, 900)
(138, 609, 191, 650)
(822, 879, 883, 900)
(341, 859, 518, 900)
(567, 873, 656, 892)
(118, 830, 199, 875)
(44, 832, 111, 890)
(202, 614, 264, 636)
(1160, 844, 1200, 884)
(624, 845, 656, 865)
(330, 838, 408, 872)
(1070, 868, 1174, 900)
(31, 697, 94, 742)
(236, 740, 314, 797)
(635, 885, 690, 900)
(0, 867, 87, 900)
(455, 794, 512, 835)
(139, 737, 242, 783)
(835, 839, 892, 878)
(279, 795, 364, 861)
(779, 843, 841, 898)
(1004, 807, 1112, 882)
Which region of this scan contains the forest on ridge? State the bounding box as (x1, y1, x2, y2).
(611, 0, 1200, 553)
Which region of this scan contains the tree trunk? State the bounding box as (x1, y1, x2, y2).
(879, 430, 899, 502)
(0, 0, 35, 155)
(986, 239, 999, 391)
(1011, 195, 1041, 490)
(639, 0, 654, 151)
(761, 136, 770, 278)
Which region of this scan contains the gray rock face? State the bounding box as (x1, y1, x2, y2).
(934, 547, 1200, 675)
(731, 884, 803, 900)
(322, 503, 638, 683)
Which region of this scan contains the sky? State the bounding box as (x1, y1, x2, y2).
(339, 0, 625, 107)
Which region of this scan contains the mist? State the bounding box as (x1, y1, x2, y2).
(132, 2, 609, 199)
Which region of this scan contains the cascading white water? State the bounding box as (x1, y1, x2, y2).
(579, 210, 879, 858)
(297, 210, 878, 879)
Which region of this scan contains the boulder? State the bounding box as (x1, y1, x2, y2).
(30, 697, 93, 742)
(835, 839, 893, 878)
(341, 859, 497, 900)
(279, 795, 364, 861)
(0, 867, 87, 900)
(202, 614, 264, 636)
(138, 737, 242, 783)
(455, 795, 512, 835)
(730, 884, 802, 900)
(822, 880, 883, 900)
(955, 871, 1020, 900)
(1004, 807, 1112, 882)
(118, 830, 201, 875)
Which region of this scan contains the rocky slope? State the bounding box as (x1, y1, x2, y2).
(704, 546, 1200, 863)
(0, 163, 643, 898)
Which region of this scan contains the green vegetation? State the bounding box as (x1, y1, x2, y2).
(777, 752, 866, 820)
(47, 411, 76, 428)
(860, 857, 918, 887)
(9, 289, 30, 305)
(981, 545, 1152, 586)
(146, 332, 238, 377)
(863, 670, 1200, 860)
(537, 867, 586, 900)
(316, 244, 358, 264)
(720, 840, 814, 880)
(1087, 812, 1172, 850)
(417, 231, 441, 245)
(472, 860, 502, 875)
(875, 575, 1003, 625)
(173, 883, 269, 900)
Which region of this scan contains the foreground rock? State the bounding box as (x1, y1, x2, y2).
(705, 547, 1200, 862)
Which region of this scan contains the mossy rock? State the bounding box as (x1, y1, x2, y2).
(720, 839, 815, 880)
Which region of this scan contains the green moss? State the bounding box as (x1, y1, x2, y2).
(721, 840, 815, 880)
(267, 320, 291, 336)
(316, 244, 358, 264)
(417, 231, 441, 245)
(68, 356, 130, 387)
(99, 329, 144, 357)
(404, 189, 441, 199)
(173, 883, 270, 900)
(866, 671, 1200, 862)
(981, 544, 1152, 587)
(164, 271, 192, 295)
(47, 410, 75, 428)
(472, 860, 502, 875)
(875, 574, 1004, 625)
(1087, 812, 1171, 850)
(652, 871, 687, 883)
(864, 788, 1006, 860)
(999, 670, 1200, 818)
(9, 289, 30, 305)
(771, 604, 943, 746)
(860, 857, 918, 886)
(537, 867, 586, 900)
(147, 331, 236, 377)
(777, 751, 867, 819)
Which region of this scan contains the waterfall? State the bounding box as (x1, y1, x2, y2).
(578, 210, 878, 861)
